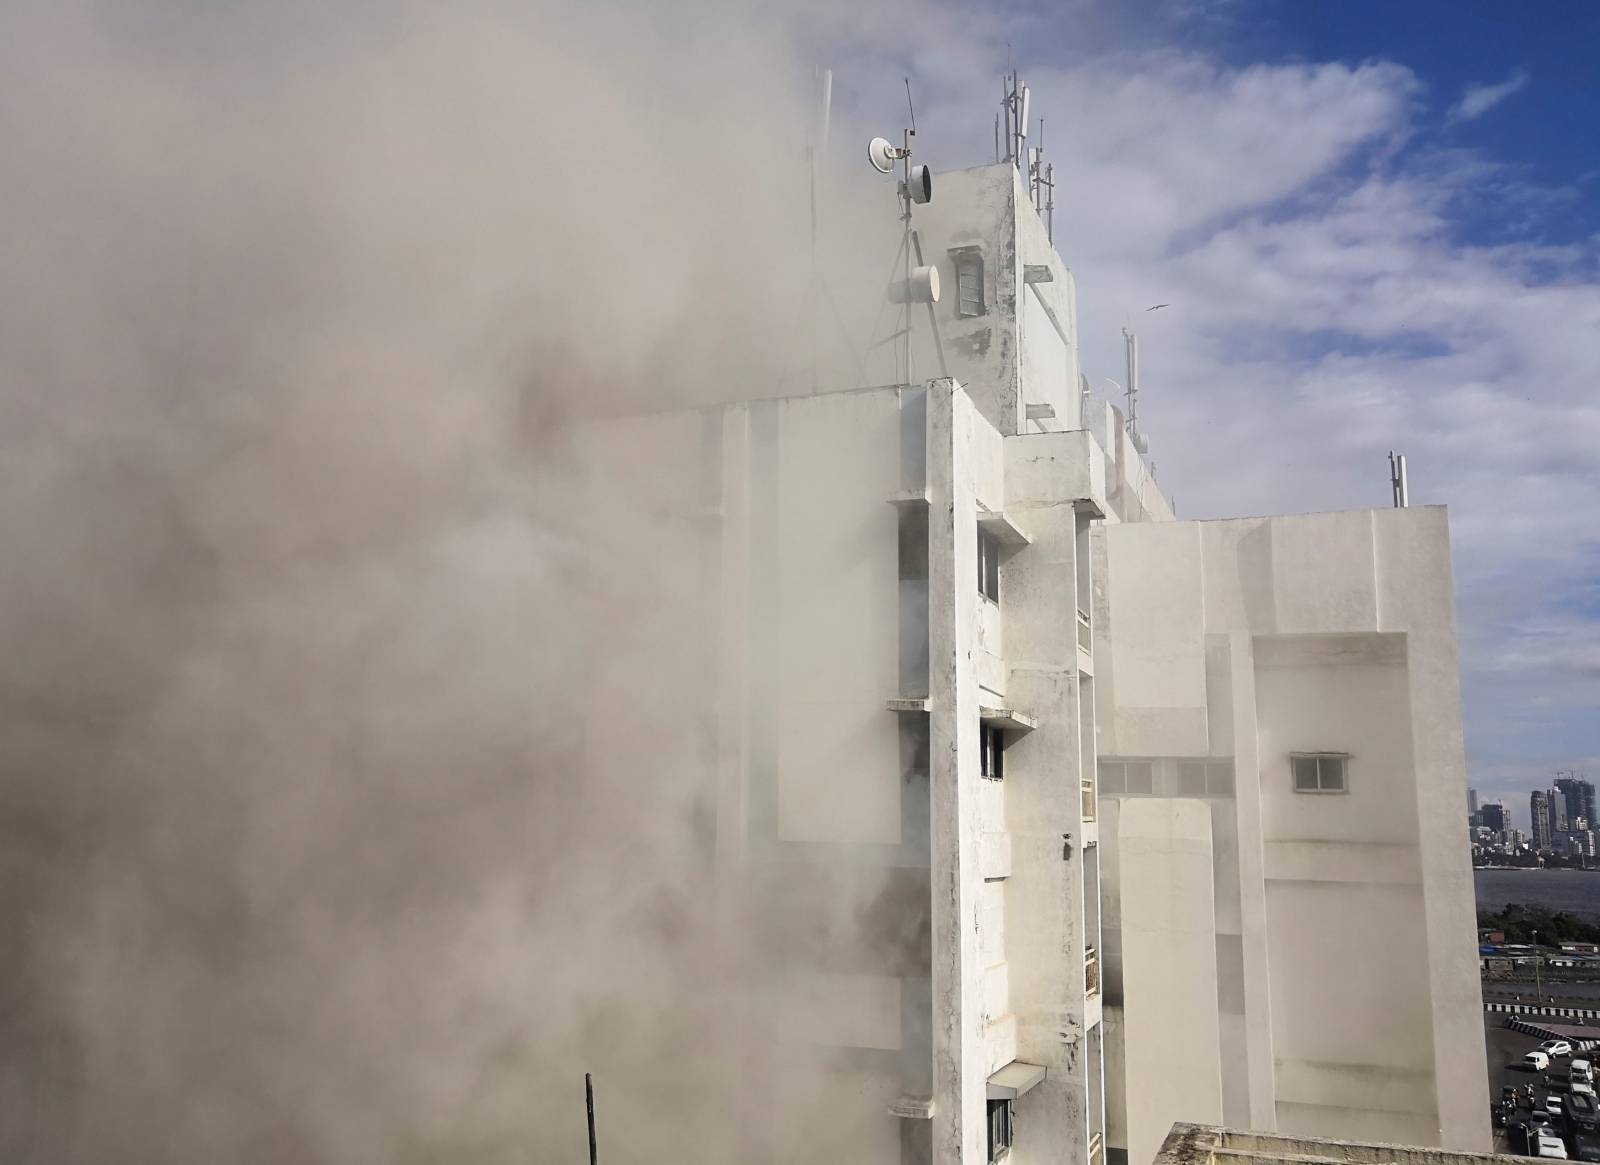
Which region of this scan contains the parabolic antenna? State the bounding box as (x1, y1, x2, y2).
(908, 164, 933, 205)
(867, 136, 897, 174)
(888, 264, 941, 305)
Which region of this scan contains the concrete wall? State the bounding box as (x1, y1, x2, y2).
(1096, 507, 1489, 1161)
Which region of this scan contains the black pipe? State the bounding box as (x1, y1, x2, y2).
(585, 1073, 597, 1165)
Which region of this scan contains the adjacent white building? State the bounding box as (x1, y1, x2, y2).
(579, 158, 1486, 1164)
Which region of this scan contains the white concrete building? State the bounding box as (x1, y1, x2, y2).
(1093, 508, 1489, 1162)
(579, 159, 1485, 1164)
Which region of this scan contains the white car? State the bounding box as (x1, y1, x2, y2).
(1543, 1041, 1576, 1058)
(1537, 1132, 1571, 1159)
(1528, 1051, 1553, 1071)
(1548, 1096, 1568, 1116)
(1576, 1059, 1595, 1084)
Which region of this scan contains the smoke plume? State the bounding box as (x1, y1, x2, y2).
(0, 1, 913, 1160)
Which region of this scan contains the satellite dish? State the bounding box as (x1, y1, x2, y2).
(889, 265, 941, 305)
(867, 137, 896, 174)
(908, 164, 933, 205)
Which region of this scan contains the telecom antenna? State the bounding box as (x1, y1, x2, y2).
(1122, 328, 1149, 454)
(865, 79, 943, 385)
(1389, 451, 1409, 507)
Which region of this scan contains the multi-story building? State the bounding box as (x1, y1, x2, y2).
(1553, 791, 1571, 833)
(1477, 802, 1507, 834)
(1467, 788, 1478, 825)
(1556, 777, 1596, 834)
(1531, 791, 1553, 853)
(582, 156, 1486, 1164)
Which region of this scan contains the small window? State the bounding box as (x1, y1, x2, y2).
(1291, 754, 1347, 793)
(987, 1098, 1013, 1162)
(978, 528, 1002, 603)
(981, 724, 1005, 780)
(1099, 761, 1125, 795)
(1124, 761, 1154, 796)
(1178, 762, 1207, 796)
(1206, 761, 1235, 795)
(955, 250, 986, 318)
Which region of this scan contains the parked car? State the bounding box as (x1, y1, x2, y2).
(1528, 1051, 1554, 1071)
(1544, 1041, 1577, 1058)
(1548, 1096, 1568, 1117)
(1575, 1060, 1595, 1085)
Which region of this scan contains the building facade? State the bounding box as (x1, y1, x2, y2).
(1092, 507, 1488, 1159)
(1531, 791, 1553, 853)
(580, 160, 1486, 1163)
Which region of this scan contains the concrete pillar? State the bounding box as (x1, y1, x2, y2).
(1120, 799, 1224, 1165)
(1003, 495, 1089, 1165)
(928, 382, 986, 1165)
(1228, 632, 1278, 1130)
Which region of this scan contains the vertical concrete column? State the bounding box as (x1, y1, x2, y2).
(928, 383, 986, 1165)
(1376, 509, 1490, 1152)
(1002, 497, 1088, 1165)
(1228, 632, 1278, 1130)
(1120, 800, 1224, 1165)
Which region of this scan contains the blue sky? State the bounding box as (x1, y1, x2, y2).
(831, 0, 1600, 824)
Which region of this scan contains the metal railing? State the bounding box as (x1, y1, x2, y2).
(1085, 945, 1101, 998)
(1077, 607, 1092, 653)
(1089, 1130, 1105, 1165)
(1081, 776, 1096, 821)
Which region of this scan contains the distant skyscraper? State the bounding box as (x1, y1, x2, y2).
(1478, 802, 1507, 833)
(1553, 792, 1571, 833)
(1468, 788, 1479, 819)
(1532, 791, 1554, 852)
(1555, 777, 1596, 834)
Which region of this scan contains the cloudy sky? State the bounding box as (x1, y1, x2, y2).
(825, 0, 1600, 824)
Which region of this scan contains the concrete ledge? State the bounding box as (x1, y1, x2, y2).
(978, 506, 1033, 547)
(987, 1060, 1048, 1100)
(888, 1096, 935, 1119)
(980, 705, 1039, 734)
(886, 697, 932, 713)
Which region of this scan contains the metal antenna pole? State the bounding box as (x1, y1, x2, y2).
(585, 1073, 598, 1165)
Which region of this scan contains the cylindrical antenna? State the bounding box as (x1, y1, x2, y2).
(994, 113, 1000, 163)
(818, 68, 832, 155)
(1389, 451, 1410, 507)
(1020, 86, 1031, 135)
(585, 1073, 598, 1165)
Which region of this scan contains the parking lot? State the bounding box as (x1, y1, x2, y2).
(1485, 1013, 1599, 1158)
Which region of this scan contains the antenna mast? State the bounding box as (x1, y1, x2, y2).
(1389, 451, 1409, 508)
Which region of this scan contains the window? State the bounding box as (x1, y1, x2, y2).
(987, 1099, 1013, 1162)
(1179, 760, 1235, 796)
(981, 724, 1005, 780)
(1292, 754, 1348, 793)
(954, 249, 986, 318)
(978, 527, 1002, 603)
(1123, 761, 1153, 795)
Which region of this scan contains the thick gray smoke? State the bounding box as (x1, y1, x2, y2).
(0, 1, 915, 1160)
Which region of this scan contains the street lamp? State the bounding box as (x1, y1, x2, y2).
(1533, 929, 1545, 1001)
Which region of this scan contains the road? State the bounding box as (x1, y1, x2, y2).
(1486, 980, 1600, 1004)
(1484, 1011, 1595, 1157)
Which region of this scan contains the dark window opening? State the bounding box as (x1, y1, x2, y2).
(981, 724, 1006, 780)
(978, 528, 1002, 603)
(988, 1099, 1013, 1162)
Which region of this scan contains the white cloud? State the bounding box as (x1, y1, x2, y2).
(1448, 68, 1531, 124)
(819, 18, 1598, 790)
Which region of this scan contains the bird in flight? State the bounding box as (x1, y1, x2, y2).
(1146, 303, 1169, 311)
